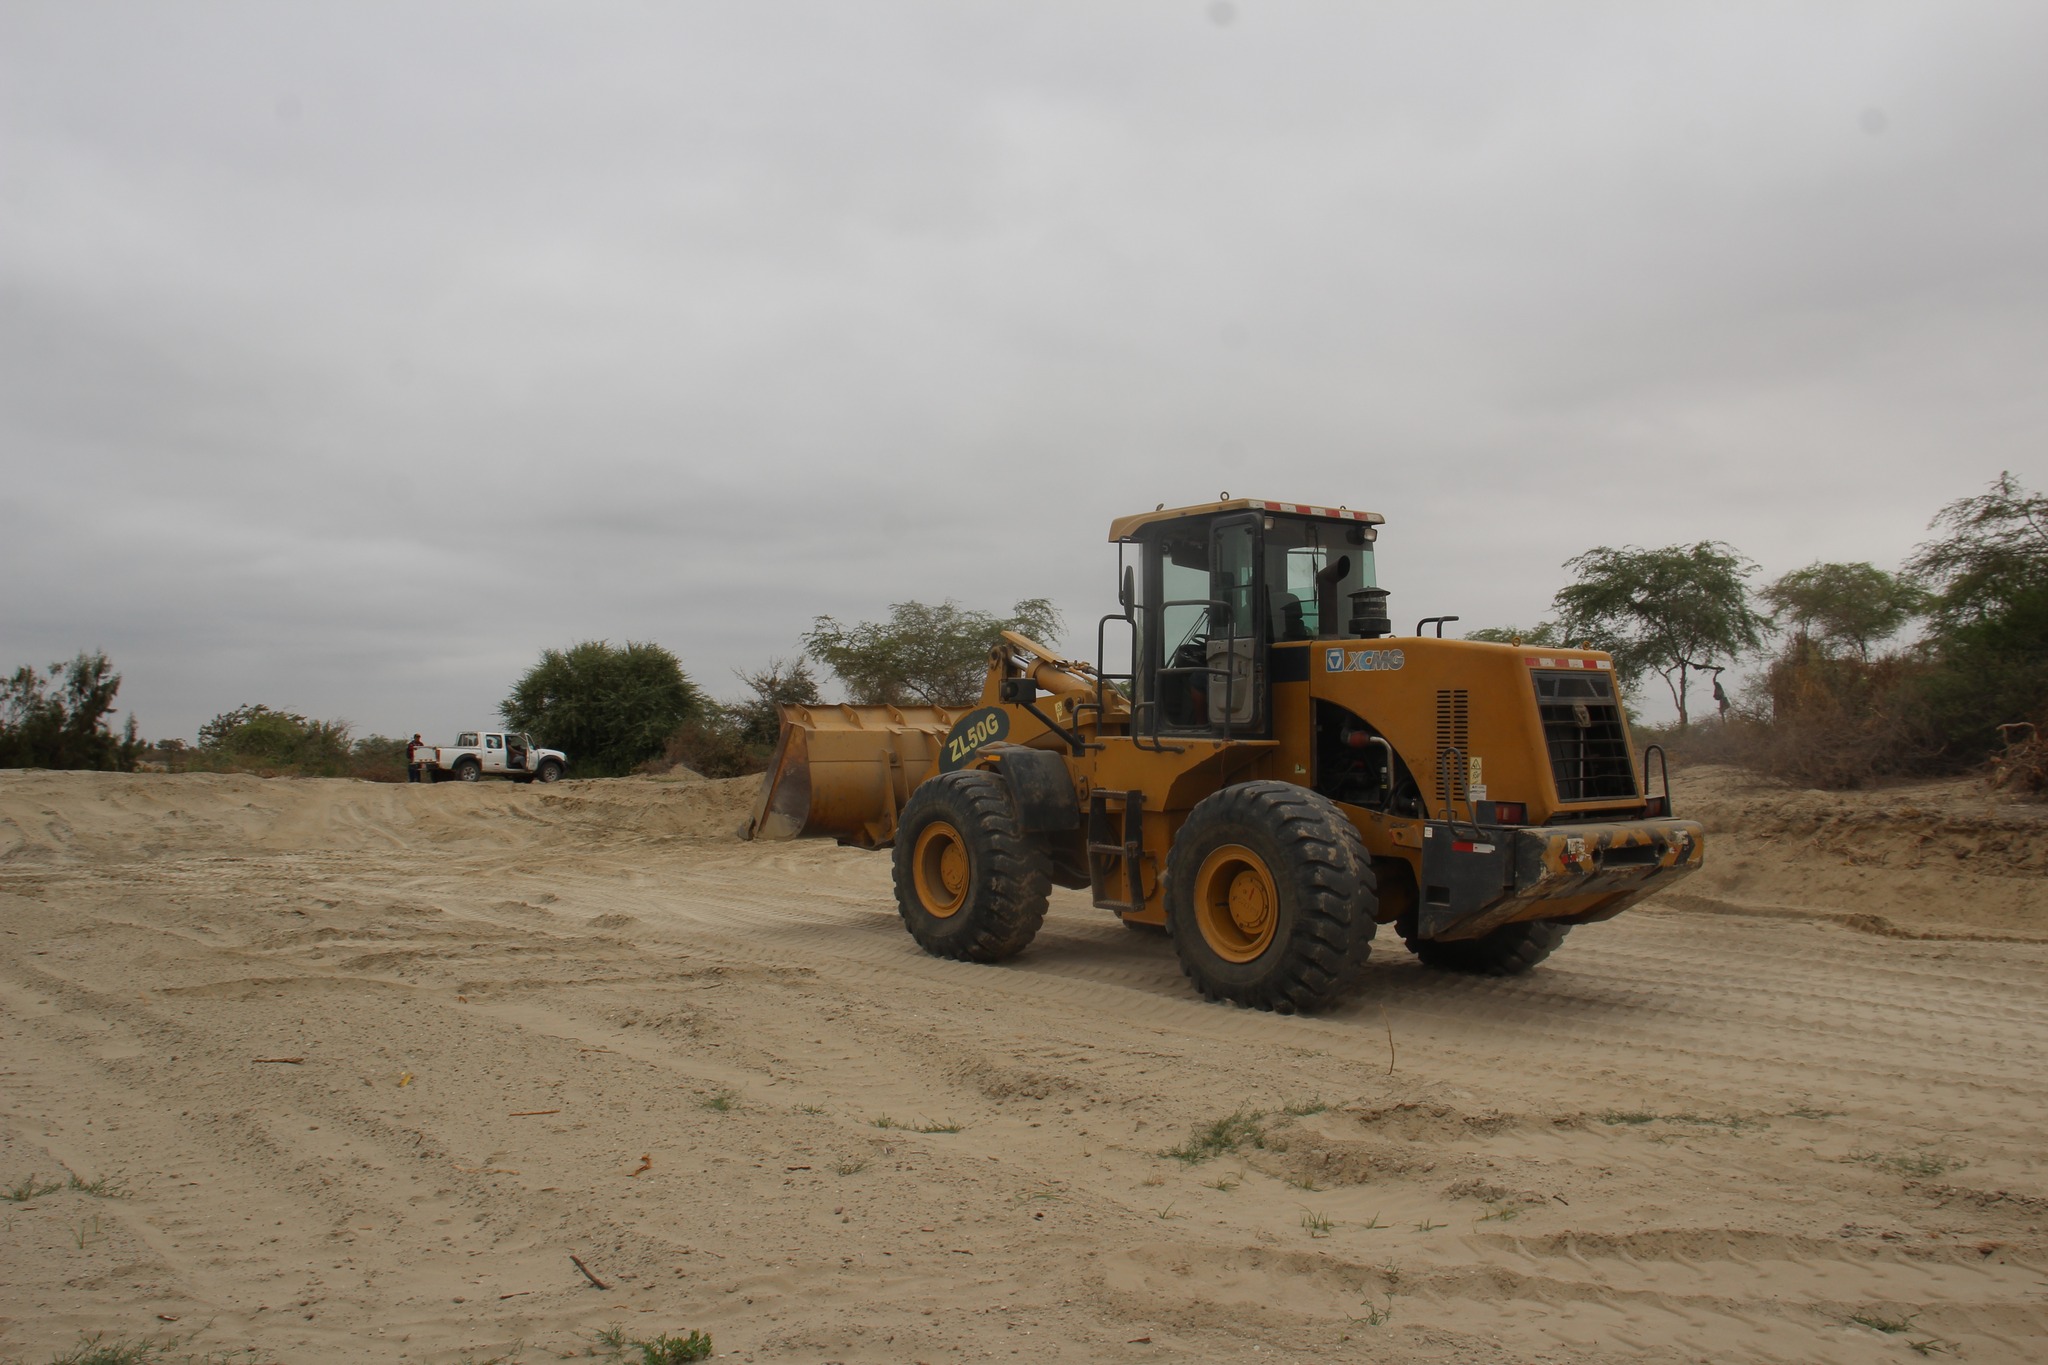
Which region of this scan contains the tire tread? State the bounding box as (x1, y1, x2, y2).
(1405, 920, 1571, 976)
(1165, 781, 1377, 1014)
(892, 771, 1052, 964)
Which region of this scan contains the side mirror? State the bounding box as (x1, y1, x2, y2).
(999, 677, 1037, 704)
(1120, 566, 1135, 612)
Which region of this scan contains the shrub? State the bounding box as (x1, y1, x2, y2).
(502, 641, 704, 778)
(729, 657, 821, 749)
(646, 716, 759, 779)
(196, 704, 354, 776)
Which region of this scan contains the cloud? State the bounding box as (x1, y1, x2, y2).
(3, 2, 2045, 737)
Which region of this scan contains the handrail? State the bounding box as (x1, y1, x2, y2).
(1435, 743, 1483, 838)
(1641, 743, 1673, 817)
(1366, 735, 1396, 797)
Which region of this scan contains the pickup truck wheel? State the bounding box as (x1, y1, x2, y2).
(452, 758, 482, 783)
(892, 770, 1051, 964)
(535, 760, 563, 783)
(1165, 782, 1377, 1015)
(1406, 920, 1570, 976)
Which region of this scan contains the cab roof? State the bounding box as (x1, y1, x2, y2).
(1108, 499, 1385, 543)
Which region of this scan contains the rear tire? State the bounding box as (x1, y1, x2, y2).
(1406, 920, 1571, 976)
(453, 758, 482, 783)
(1165, 781, 1376, 1014)
(892, 770, 1052, 963)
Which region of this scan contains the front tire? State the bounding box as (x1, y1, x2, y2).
(891, 770, 1052, 963)
(1406, 920, 1570, 976)
(536, 760, 563, 783)
(1165, 781, 1376, 1014)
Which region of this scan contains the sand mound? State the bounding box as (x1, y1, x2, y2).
(0, 769, 761, 864)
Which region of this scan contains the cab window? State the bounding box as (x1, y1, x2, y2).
(1265, 518, 1375, 639)
(456, 732, 478, 747)
(486, 734, 503, 750)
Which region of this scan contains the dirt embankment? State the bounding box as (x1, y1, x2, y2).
(3, 767, 2045, 1364)
(1667, 763, 2048, 939)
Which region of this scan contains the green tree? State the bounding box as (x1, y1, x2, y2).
(1552, 542, 1769, 727)
(1760, 562, 1926, 660)
(197, 704, 354, 775)
(0, 651, 140, 771)
(803, 599, 1063, 706)
(1907, 471, 2048, 632)
(728, 656, 823, 750)
(502, 640, 703, 777)
(1905, 472, 2048, 754)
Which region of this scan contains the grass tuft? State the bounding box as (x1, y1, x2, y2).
(913, 1119, 963, 1134)
(1349, 1298, 1394, 1327)
(1285, 1173, 1321, 1191)
(1163, 1109, 1265, 1164)
(5, 1173, 64, 1202)
(1787, 1104, 1844, 1120)
(1850, 1150, 1966, 1178)
(46, 1335, 185, 1365)
(1413, 1218, 1445, 1232)
(1282, 1097, 1328, 1117)
(632, 1331, 714, 1364)
(1599, 1110, 1657, 1126)
(1848, 1311, 1916, 1334)
(700, 1089, 738, 1113)
(868, 1116, 901, 1130)
(1204, 1175, 1241, 1193)
(595, 1327, 712, 1365)
(834, 1158, 869, 1176)
(66, 1173, 128, 1198)
(1477, 1203, 1521, 1223)
(1300, 1209, 1334, 1238)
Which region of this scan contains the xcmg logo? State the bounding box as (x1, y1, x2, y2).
(1324, 648, 1405, 673)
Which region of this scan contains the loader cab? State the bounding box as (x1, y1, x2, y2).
(1114, 500, 1385, 740)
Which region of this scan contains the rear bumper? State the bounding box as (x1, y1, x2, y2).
(1416, 817, 1704, 941)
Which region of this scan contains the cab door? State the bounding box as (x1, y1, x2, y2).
(1206, 513, 1266, 732)
(1141, 512, 1268, 738)
(483, 733, 506, 773)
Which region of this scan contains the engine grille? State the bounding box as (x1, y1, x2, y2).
(1435, 688, 1470, 802)
(1533, 670, 1637, 803)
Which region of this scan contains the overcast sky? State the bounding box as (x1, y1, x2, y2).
(5, 2, 2045, 741)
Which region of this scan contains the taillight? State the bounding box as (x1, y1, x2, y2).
(1478, 801, 1528, 825)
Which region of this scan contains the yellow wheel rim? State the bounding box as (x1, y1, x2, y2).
(1192, 843, 1279, 963)
(911, 821, 971, 918)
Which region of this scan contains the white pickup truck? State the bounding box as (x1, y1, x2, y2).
(424, 730, 567, 784)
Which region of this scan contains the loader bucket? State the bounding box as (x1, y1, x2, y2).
(744, 703, 973, 849)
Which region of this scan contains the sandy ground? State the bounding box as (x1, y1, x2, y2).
(1, 765, 2045, 1364)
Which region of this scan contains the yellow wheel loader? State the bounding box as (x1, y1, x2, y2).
(747, 499, 1704, 1013)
